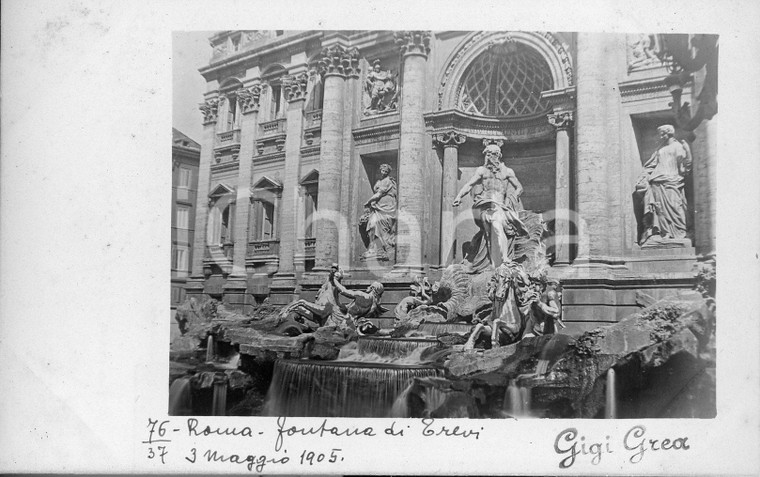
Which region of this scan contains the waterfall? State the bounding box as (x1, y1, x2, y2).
(205, 335, 215, 363)
(506, 380, 523, 416)
(390, 378, 449, 418)
(168, 377, 193, 415)
(357, 337, 438, 358)
(212, 382, 228, 416)
(264, 360, 443, 417)
(605, 368, 617, 419)
(418, 322, 472, 335)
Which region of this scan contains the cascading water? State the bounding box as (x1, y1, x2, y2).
(356, 337, 438, 358)
(506, 380, 524, 416)
(264, 360, 442, 417)
(168, 377, 193, 415)
(205, 335, 215, 362)
(211, 381, 228, 416)
(605, 368, 617, 419)
(417, 322, 472, 335)
(264, 336, 444, 417)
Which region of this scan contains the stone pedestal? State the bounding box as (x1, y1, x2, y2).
(393, 31, 431, 273)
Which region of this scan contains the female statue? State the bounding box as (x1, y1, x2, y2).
(633, 124, 692, 245)
(359, 163, 397, 261)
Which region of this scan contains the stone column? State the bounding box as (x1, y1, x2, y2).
(222, 85, 262, 311)
(187, 97, 219, 296)
(313, 45, 359, 271)
(433, 131, 465, 265)
(548, 111, 574, 266)
(393, 31, 431, 272)
(574, 33, 622, 262)
(693, 118, 716, 257)
(270, 72, 308, 298)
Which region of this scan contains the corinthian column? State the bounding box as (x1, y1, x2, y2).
(270, 72, 308, 298)
(548, 111, 574, 266)
(433, 131, 466, 265)
(189, 97, 219, 280)
(220, 85, 262, 311)
(393, 31, 431, 272)
(314, 44, 359, 271)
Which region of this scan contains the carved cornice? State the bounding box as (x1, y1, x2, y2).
(547, 111, 574, 130)
(318, 45, 360, 78)
(618, 76, 688, 103)
(394, 31, 431, 58)
(541, 86, 576, 112)
(236, 85, 262, 114)
(433, 131, 467, 149)
(424, 109, 554, 143)
(352, 120, 401, 146)
(199, 98, 219, 125)
(283, 72, 309, 102)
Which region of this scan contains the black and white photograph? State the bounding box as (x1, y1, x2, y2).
(2, 1, 759, 475)
(170, 30, 718, 420)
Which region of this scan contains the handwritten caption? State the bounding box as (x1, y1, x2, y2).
(142, 416, 483, 472)
(553, 425, 691, 469)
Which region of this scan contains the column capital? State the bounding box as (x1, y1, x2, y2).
(283, 72, 309, 102)
(317, 44, 360, 78)
(394, 31, 431, 58)
(199, 98, 219, 125)
(236, 85, 262, 114)
(433, 131, 467, 149)
(547, 111, 575, 130)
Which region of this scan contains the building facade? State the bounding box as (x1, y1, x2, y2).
(172, 128, 201, 316)
(185, 30, 717, 335)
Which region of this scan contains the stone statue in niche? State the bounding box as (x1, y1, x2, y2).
(628, 34, 659, 71)
(633, 124, 693, 246)
(364, 60, 399, 115)
(358, 163, 397, 261)
(453, 143, 529, 272)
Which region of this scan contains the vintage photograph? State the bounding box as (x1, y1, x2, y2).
(169, 30, 717, 419)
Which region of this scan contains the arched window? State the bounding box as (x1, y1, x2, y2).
(457, 43, 553, 117)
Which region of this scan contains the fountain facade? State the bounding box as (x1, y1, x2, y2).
(170, 30, 717, 419)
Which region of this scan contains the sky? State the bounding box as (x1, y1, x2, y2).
(172, 31, 215, 143)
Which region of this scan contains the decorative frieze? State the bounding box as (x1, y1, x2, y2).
(433, 131, 466, 149)
(199, 98, 219, 125)
(317, 45, 361, 78)
(236, 85, 262, 114)
(547, 111, 574, 130)
(394, 31, 431, 58)
(283, 72, 309, 102)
